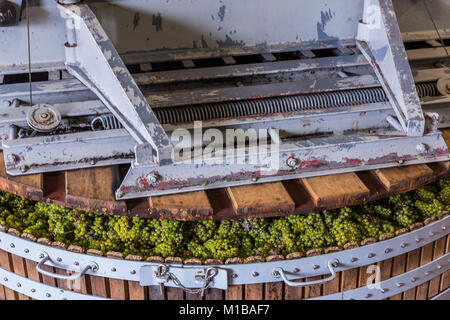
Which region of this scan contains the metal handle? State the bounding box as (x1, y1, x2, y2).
(273, 259, 339, 287)
(36, 252, 98, 281)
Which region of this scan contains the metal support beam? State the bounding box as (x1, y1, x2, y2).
(57, 3, 173, 164)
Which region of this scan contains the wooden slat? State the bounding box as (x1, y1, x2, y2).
(377, 258, 393, 300)
(439, 235, 450, 293)
(402, 248, 421, 300)
(242, 257, 262, 300)
(0, 151, 43, 201)
(65, 167, 126, 213)
(340, 242, 359, 296)
(36, 239, 58, 288)
(0, 283, 5, 300)
(226, 183, 295, 215)
(64, 246, 90, 295)
(0, 249, 17, 300)
(322, 248, 341, 296)
(284, 253, 304, 300)
(165, 257, 184, 300)
(301, 173, 369, 207)
(264, 256, 283, 300)
(374, 165, 433, 192)
(11, 254, 30, 300)
(126, 255, 147, 300)
(304, 250, 323, 299)
(106, 252, 128, 300)
(225, 258, 244, 300)
(86, 249, 110, 299)
(150, 191, 213, 217)
(415, 242, 434, 300)
(428, 237, 446, 298)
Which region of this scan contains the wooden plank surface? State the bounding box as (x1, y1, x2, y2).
(126, 255, 147, 300)
(0, 249, 17, 300)
(150, 191, 213, 217)
(322, 248, 341, 296)
(340, 242, 359, 296)
(65, 167, 126, 213)
(264, 256, 283, 300)
(415, 242, 434, 300)
(374, 165, 433, 192)
(243, 257, 263, 300)
(106, 252, 128, 300)
(86, 249, 110, 299)
(402, 248, 421, 300)
(439, 235, 450, 293)
(225, 256, 244, 300)
(428, 237, 446, 298)
(227, 183, 295, 215)
(284, 253, 304, 300)
(301, 173, 370, 207)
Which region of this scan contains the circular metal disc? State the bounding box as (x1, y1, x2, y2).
(26, 104, 62, 133)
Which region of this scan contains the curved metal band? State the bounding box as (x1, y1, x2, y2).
(0, 266, 108, 300)
(0, 215, 448, 288)
(309, 253, 449, 300)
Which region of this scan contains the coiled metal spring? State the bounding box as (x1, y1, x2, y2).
(416, 81, 439, 98)
(154, 87, 388, 124)
(91, 114, 123, 131)
(91, 82, 440, 128)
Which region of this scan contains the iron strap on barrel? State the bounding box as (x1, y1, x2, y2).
(0, 214, 448, 289)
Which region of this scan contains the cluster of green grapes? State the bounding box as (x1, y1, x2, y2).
(0, 176, 449, 261)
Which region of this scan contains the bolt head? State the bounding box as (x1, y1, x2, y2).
(293, 268, 300, 273)
(252, 272, 259, 277)
(19, 165, 28, 173)
(7, 154, 18, 163)
(416, 143, 428, 153)
(287, 157, 299, 168)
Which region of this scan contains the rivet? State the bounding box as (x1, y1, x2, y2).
(401, 243, 407, 248)
(232, 273, 239, 279)
(425, 271, 431, 276)
(73, 261, 79, 266)
(90, 160, 96, 165)
(429, 232, 436, 236)
(411, 277, 418, 282)
(252, 272, 259, 277)
(415, 238, 422, 243)
(19, 165, 28, 173)
(57, 257, 62, 262)
(396, 283, 404, 287)
(46, 293, 51, 297)
(313, 265, 320, 270)
(31, 288, 36, 293)
(351, 257, 358, 262)
(10, 243, 14, 248)
(368, 253, 375, 258)
(24, 249, 29, 253)
(398, 160, 404, 164)
(62, 297, 67, 300)
(385, 248, 392, 254)
(17, 283, 21, 287)
(293, 268, 300, 273)
(39, 253, 44, 259)
(365, 293, 372, 298)
(380, 288, 388, 293)
(251, 176, 258, 182)
(3, 277, 7, 282)
(130, 270, 136, 275)
(437, 265, 442, 270)
(442, 226, 446, 231)
(111, 267, 116, 272)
